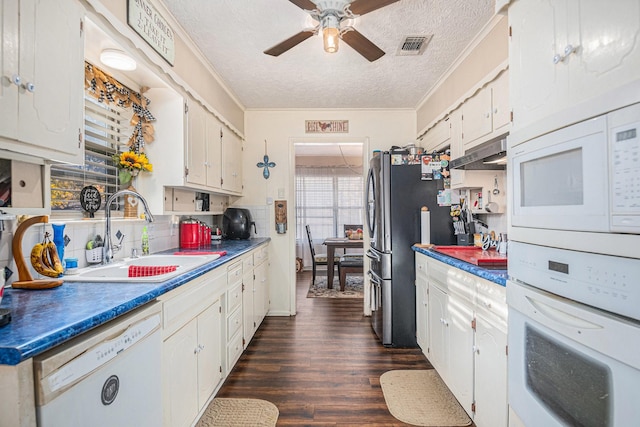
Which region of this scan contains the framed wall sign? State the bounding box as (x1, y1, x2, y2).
(127, 0, 175, 66)
(305, 120, 349, 134)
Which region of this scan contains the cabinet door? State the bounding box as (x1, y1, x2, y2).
(462, 87, 492, 148)
(222, 129, 242, 193)
(197, 300, 223, 409)
(18, 0, 84, 162)
(253, 260, 268, 326)
(509, 0, 569, 131)
(163, 319, 199, 427)
(0, 0, 19, 140)
(242, 269, 255, 346)
(186, 100, 207, 186)
(415, 272, 429, 351)
(446, 294, 475, 414)
(427, 284, 448, 375)
(490, 70, 510, 132)
(423, 117, 451, 153)
(569, 0, 640, 107)
(205, 113, 222, 189)
(474, 312, 508, 427)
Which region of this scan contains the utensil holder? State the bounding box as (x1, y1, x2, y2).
(86, 248, 103, 264)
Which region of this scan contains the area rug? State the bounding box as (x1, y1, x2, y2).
(195, 398, 279, 427)
(380, 370, 472, 426)
(307, 275, 364, 298)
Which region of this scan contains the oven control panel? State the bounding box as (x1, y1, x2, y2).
(509, 241, 640, 321)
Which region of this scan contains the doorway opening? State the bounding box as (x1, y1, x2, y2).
(293, 141, 365, 291)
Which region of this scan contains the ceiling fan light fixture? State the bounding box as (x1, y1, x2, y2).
(100, 48, 137, 71)
(321, 15, 340, 53)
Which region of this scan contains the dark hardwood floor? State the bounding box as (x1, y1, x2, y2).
(216, 270, 473, 426)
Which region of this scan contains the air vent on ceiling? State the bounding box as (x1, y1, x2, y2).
(396, 35, 432, 56)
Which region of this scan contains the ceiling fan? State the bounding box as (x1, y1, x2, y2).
(264, 0, 400, 62)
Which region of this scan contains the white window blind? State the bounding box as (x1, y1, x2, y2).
(50, 95, 131, 214)
(296, 165, 364, 265)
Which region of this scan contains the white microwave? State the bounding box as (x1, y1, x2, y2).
(510, 102, 640, 235)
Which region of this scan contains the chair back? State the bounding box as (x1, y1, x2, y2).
(305, 225, 316, 258)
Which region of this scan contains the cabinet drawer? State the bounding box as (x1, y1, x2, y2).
(227, 330, 243, 370)
(476, 278, 507, 321)
(161, 277, 213, 337)
(428, 259, 449, 291)
(227, 260, 243, 286)
(227, 306, 242, 339)
(415, 253, 428, 278)
(226, 281, 243, 313)
(254, 246, 269, 264)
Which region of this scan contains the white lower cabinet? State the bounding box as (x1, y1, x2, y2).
(415, 254, 429, 350)
(474, 310, 508, 427)
(161, 269, 225, 427)
(242, 245, 270, 348)
(416, 252, 508, 427)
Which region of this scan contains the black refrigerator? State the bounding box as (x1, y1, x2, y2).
(366, 151, 455, 347)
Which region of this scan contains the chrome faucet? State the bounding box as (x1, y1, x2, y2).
(103, 189, 154, 264)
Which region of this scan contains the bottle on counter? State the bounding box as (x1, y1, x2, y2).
(141, 226, 150, 255)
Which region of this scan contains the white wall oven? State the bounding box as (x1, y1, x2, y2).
(507, 242, 640, 427)
(509, 102, 640, 258)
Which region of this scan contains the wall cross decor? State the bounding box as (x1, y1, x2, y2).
(257, 140, 276, 179)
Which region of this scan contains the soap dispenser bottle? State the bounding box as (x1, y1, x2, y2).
(141, 226, 150, 255)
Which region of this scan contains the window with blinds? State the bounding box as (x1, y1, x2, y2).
(295, 165, 364, 247)
(50, 95, 131, 214)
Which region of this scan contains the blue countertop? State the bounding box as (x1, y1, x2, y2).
(412, 245, 507, 287)
(0, 238, 269, 366)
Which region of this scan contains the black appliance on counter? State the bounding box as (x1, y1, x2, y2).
(222, 208, 256, 239)
(366, 151, 455, 347)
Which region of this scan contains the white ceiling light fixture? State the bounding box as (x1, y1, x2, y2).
(264, 0, 399, 62)
(321, 14, 340, 53)
(100, 48, 137, 71)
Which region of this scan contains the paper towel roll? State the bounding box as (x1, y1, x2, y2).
(420, 207, 431, 245)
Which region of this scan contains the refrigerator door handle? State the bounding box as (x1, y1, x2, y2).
(366, 249, 381, 262)
(368, 269, 382, 284)
(366, 167, 375, 236)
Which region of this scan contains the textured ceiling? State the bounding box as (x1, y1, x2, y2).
(159, 0, 495, 110)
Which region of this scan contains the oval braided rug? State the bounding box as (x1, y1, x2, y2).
(195, 398, 279, 427)
(380, 370, 472, 426)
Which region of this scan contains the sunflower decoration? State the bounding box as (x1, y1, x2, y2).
(113, 150, 153, 185)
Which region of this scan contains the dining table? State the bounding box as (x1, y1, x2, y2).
(323, 237, 364, 288)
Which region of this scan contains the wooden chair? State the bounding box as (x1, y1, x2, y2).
(338, 254, 364, 292)
(305, 225, 339, 285)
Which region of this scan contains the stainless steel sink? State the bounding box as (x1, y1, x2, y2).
(63, 254, 221, 282)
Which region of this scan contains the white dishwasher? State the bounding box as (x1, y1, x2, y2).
(33, 302, 162, 427)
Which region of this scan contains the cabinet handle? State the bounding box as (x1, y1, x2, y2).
(483, 300, 492, 309)
(22, 82, 35, 93)
(10, 74, 21, 86)
(485, 112, 490, 118)
(564, 44, 576, 56)
(553, 44, 578, 65)
(552, 53, 563, 64)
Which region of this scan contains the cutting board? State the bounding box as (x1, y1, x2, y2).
(432, 245, 507, 268)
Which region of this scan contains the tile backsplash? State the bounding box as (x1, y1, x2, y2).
(0, 215, 178, 286)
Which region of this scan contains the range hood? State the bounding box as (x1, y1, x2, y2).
(449, 135, 507, 170)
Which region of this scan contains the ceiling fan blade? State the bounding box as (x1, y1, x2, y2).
(341, 29, 385, 62)
(264, 31, 315, 57)
(288, 0, 317, 10)
(349, 0, 400, 16)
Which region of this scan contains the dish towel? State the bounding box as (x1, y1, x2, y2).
(128, 265, 178, 277)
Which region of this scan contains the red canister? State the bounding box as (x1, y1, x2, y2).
(180, 218, 200, 249)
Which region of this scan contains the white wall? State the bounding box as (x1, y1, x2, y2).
(240, 109, 416, 316)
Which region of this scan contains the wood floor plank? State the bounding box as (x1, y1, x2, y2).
(215, 271, 476, 426)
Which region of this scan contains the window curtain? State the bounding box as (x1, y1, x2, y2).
(295, 165, 364, 269)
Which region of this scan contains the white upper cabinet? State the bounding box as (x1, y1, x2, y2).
(186, 101, 222, 190)
(221, 128, 242, 193)
(509, 0, 640, 135)
(462, 69, 510, 150)
(0, 0, 84, 163)
(421, 116, 451, 154)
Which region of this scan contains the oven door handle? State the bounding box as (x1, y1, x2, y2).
(526, 296, 602, 330)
